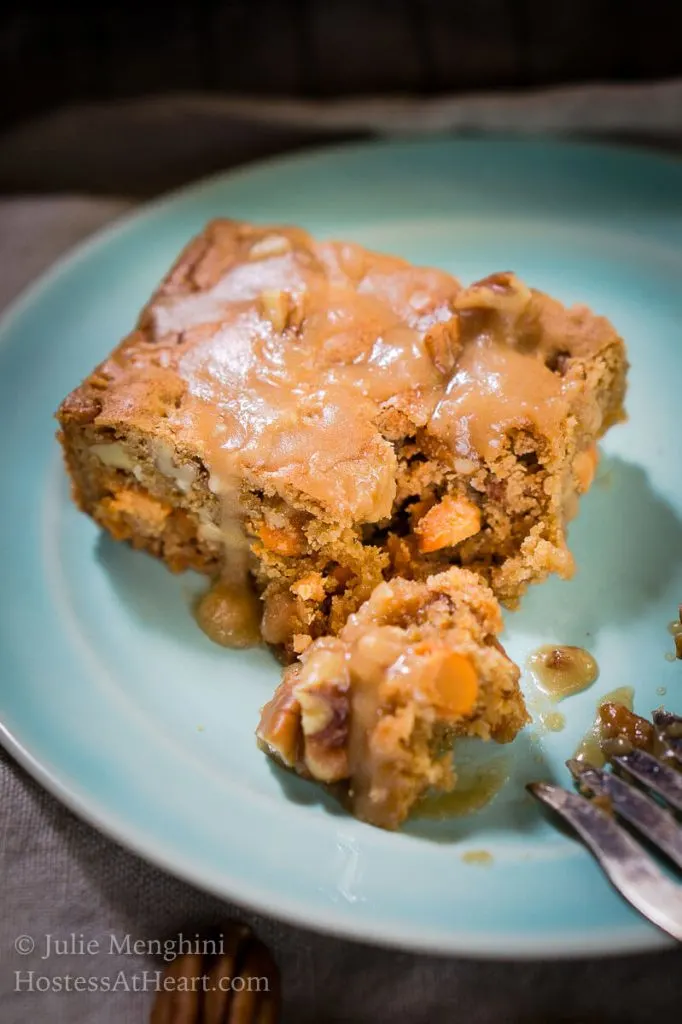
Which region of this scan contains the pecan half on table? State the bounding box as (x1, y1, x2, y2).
(150, 923, 280, 1024)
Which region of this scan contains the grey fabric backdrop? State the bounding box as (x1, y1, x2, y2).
(2, 89, 682, 1022)
(2, 1, 681, 130)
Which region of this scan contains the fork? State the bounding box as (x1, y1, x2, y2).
(527, 709, 682, 942)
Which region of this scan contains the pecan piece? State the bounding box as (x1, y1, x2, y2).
(454, 271, 532, 317)
(258, 645, 352, 784)
(150, 922, 280, 1023)
(294, 643, 350, 782)
(424, 317, 461, 375)
(58, 389, 103, 425)
(259, 289, 306, 333)
(256, 667, 304, 770)
(599, 701, 655, 754)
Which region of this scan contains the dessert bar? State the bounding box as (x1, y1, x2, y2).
(57, 219, 627, 660)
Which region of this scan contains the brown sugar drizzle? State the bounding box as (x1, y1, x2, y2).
(194, 580, 262, 648)
(159, 230, 591, 534)
(527, 645, 599, 701)
(461, 849, 494, 866)
(138, 227, 619, 650)
(415, 758, 509, 819)
(573, 687, 637, 767)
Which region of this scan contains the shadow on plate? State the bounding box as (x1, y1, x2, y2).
(266, 728, 558, 842)
(266, 757, 347, 818)
(514, 455, 682, 641)
(403, 730, 558, 844)
(96, 532, 213, 655)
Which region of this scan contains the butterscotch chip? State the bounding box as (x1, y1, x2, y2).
(257, 523, 306, 557)
(416, 495, 482, 552)
(425, 648, 479, 716)
(97, 489, 171, 541)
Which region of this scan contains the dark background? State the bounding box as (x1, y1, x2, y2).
(2, 0, 682, 130)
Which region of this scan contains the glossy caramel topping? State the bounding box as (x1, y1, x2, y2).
(527, 645, 599, 701)
(430, 335, 568, 459)
(415, 759, 508, 819)
(574, 687, 634, 767)
(539, 709, 566, 732)
(93, 223, 619, 534)
(195, 580, 262, 648)
(599, 700, 655, 757)
(152, 230, 458, 525)
(84, 220, 624, 629)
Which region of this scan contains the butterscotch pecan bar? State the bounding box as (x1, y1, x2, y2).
(257, 567, 528, 829)
(57, 220, 627, 658)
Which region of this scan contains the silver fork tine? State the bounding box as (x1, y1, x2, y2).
(612, 749, 682, 812)
(653, 710, 682, 730)
(527, 782, 682, 942)
(566, 759, 682, 870)
(653, 710, 682, 766)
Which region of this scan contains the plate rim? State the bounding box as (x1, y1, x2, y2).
(1, 719, 670, 959)
(1, 133, 681, 337)
(1, 135, 680, 959)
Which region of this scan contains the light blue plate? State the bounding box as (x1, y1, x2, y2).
(1, 139, 681, 958)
